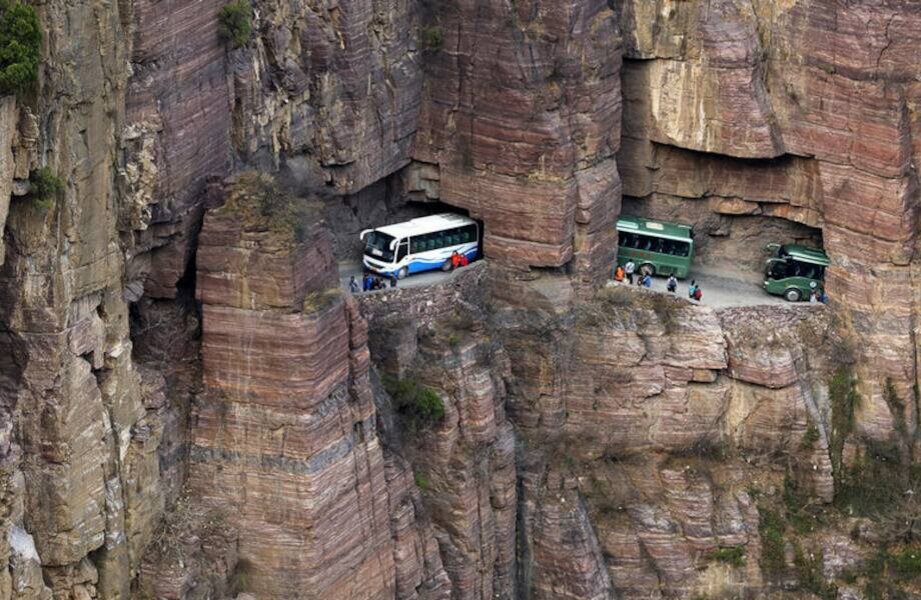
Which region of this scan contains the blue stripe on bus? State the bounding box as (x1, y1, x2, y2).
(364, 247, 478, 276)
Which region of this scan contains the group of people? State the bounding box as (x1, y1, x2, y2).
(349, 273, 397, 293)
(450, 250, 470, 269)
(349, 251, 471, 294)
(809, 288, 828, 303)
(613, 260, 703, 301)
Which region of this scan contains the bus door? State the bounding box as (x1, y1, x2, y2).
(396, 239, 409, 264)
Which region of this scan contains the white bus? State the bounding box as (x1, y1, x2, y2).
(360, 213, 479, 279)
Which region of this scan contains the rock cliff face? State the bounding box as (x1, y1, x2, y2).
(613, 0, 921, 439)
(1, 0, 920, 599)
(416, 0, 622, 285)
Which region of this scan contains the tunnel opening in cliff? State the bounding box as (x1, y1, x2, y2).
(617, 141, 828, 282)
(622, 193, 825, 281)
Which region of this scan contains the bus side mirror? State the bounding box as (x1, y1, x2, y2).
(764, 243, 780, 254)
(359, 229, 372, 241)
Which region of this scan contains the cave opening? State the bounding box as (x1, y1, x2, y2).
(621, 195, 825, 284)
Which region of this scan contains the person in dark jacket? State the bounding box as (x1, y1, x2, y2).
(666, 275, 677, 293)
(363, 273, 373, 292)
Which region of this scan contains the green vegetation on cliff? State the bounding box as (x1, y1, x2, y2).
(218, 172, 319, 244)
(0, 0, 41, 95)
(26, 167, 63, 209)
(828, 365, 860, 476)
(421, 26, 443, 50)
(218, 0, 253, 48)
(383, 374, 445, 427)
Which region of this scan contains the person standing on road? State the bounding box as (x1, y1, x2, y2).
(624, 260, 636, 285)
(349, 275, 360, 294)
(642, 273, 652, 288)
(688, 280, 697, 299)
(666, 275, 677, 293)
(363, 273, 374, 292)
(809, 290, 818, 303)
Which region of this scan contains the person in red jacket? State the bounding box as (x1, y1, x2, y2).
(451, 251, 462, 269)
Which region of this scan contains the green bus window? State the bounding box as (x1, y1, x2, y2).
(675, 242, 690, 257)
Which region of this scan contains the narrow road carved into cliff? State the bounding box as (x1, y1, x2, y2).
(638, 267, 791, 309)
(339, 261, 458, 292)
(342, 260, 795, 310)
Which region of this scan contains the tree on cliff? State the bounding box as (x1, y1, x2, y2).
(217, 0, 253, 48)
(0, 0, 41, 95)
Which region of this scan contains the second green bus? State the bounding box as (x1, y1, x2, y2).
(615, 215, 694, 279)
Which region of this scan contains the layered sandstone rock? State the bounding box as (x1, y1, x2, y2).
(189, 177, 450, 598)
(488, 281, 839, 598)
(364, 286, 517, 600)
(231, 0, 423, 194)
(0, 0, 182, 597)
(415, 0, 622, 283)
(124, 0, 233, 297)
(613, 0, 921, 442)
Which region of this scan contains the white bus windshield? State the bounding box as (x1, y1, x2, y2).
(364, 231, 395, 262)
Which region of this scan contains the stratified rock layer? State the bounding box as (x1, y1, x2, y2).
(613, 0, 921, 439)
(189, 179, 450, 598)
(416, 0, 622, 283)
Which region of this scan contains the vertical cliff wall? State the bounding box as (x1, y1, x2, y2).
(414, 0, 622, 287)
(612, 0, 921, 440)
(2, 0, 920, 598)
(0, 0, 168, 598)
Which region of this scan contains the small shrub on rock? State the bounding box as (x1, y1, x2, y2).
(708, 546, 746, 568)
(218, 0, 253, 48)
(383, 374, 445, 428)
(0, 0, 41, 96)
(421, 25, 443, 50)
(26, 166, 62, 209)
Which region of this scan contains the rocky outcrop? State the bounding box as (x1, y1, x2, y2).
(124, 0, 232, 298)
(189, 177, 450, 598)
(363, 276, 517, 600)
(488, 282, 838, 598)
(415, 0, 622, 284)
(232, 0, 423, 194)
(2, 0, 919, 598)
(0, 0, 180, 597)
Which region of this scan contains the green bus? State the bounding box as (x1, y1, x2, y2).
(763, 243, 829, 302)
(616, 215, 694, 278)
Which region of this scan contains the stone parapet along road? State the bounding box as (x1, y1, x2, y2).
(343, 258, 815, 310)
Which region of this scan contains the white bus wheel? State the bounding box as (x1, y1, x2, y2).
(398, 267, 408, 279)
